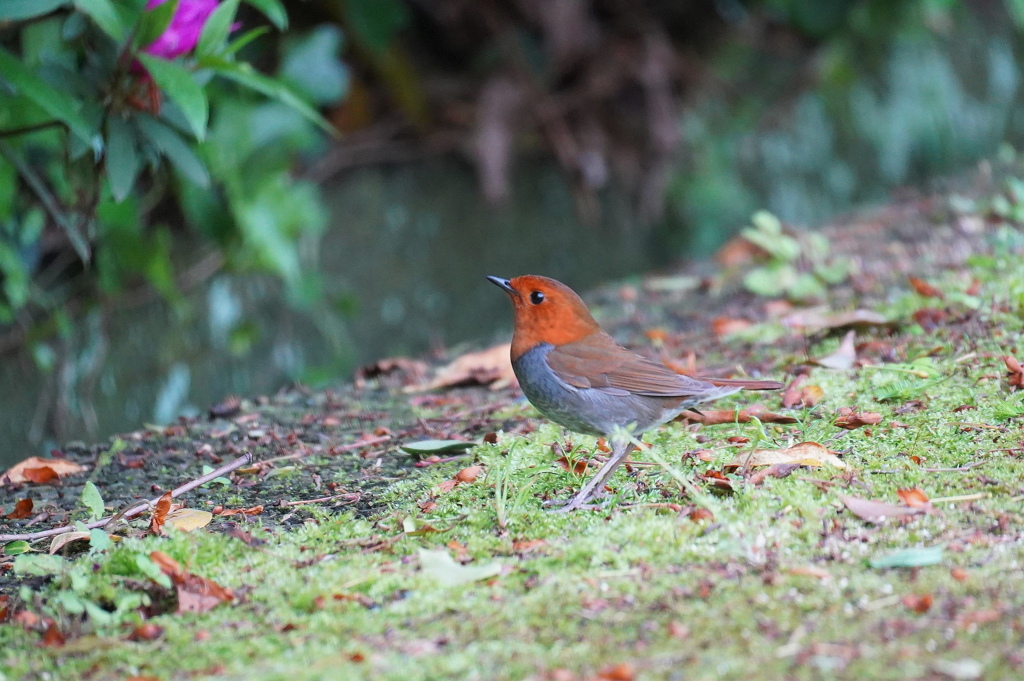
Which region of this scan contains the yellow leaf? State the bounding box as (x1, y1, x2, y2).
(724, 441, 847, 470)
(164, 509, 213, 532)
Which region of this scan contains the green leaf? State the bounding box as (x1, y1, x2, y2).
(743, 263, 796, 297)
(401, 439, 478, 455)
(136, 0, 179, 50)
(223, 26, 270, 56)
(0, 46, 94, 144)
(134, 553, 172, 588)
(870, 546, 944, 569)
(88, 528, 113, 552)
(74, 0, 134, 42)
(281, 25, 348, 105)
(345, 0, 409, 54)
(2, 540, 32, 556)
(14, 553, 66, 576)
(196, 0, 240, 57)
(137, 54, 208, 139)
(418, 549, 501, 588)
(136, 114, 209, 187)
(0, 0, 69, 21)
(243, 0, 287, 29)
(204, 57, 333, 133)
(105, 115, 141, 202)
(80, 481, 105, 519)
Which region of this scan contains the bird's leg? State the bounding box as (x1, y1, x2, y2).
(549, 440, 637, 513)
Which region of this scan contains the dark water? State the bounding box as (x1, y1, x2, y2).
(3, 15, 1024, 465)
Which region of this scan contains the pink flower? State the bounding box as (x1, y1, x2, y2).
(143, 0, 220, 59)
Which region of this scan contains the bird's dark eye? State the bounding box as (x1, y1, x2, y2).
(529, 291, 545, 305)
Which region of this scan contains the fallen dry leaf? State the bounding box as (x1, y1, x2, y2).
(896, 488, 931, 508)
(902, 593, 934, 614)
(798, 385, 824, 407)
(164, 508, 213, 533)
(951, 567, 969, 582)
(556, 456, 590, 476)
(781, 374, 807, 408)
(782, 308, 890, 332)
(434, 479, 459, 494)
(148, 492, 173, 536)
(1005, 355, 1023, 391)
(688, 508, 714, 523)
(834, 408, 883, 430)
(354, 356, 428, 389)
(454, 465, 483, 483)
(150, 550, 233, 614)
(128, 623, 164, 642)
(678, 404, 797, 425)
(747, 462, 802, 485)
(5, 498, 33, 519)
(814, 330, 857, 370)
(40, 622, 65, 647)
(407, 343, 516, 392)
(912, 308, 947, 331)
(701, 470, 734, 493)
(1, 457, 85, 485)
(213, 505, 264, 517)
(908, 276, 943, 298)
(596, 663, 635, 681)
(838, 495, 925, 523)
(724, 442, 847, 470)
(711, 317, 752, 337)
(512, 539, 547, 553)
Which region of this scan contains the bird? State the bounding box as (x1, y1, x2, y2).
(488, 274, 782, 512)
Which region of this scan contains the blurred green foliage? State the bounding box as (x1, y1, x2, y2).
(0, 0, 346, 343)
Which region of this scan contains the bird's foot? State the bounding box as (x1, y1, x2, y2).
(542, 488, 610, 513)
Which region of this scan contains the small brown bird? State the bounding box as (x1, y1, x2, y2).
(489, 274, 782, 511)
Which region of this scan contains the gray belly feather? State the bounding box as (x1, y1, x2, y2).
(512, 344, 690, 436)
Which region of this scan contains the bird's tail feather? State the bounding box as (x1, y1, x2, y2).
(701, 377, 784, 391)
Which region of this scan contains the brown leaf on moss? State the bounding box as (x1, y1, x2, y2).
(912, 308, 947, 331)
(128, 623, 164, 641)
(556, 456, 590, 476)
(678, 404, 797, 425)
(896, 487, 931, 508)
(408, 343, 517, 392)
(150, 550, 233, 614)
(711, 317, 751, 337)
(596, 663, 635, 681)
(834, 408, 883, 430)
(40, 622, 65, 647)
(454, 465, 483, 483)
(781, 374, 806, 408)
(688, 508, 714, 523)
(747, 463, 802, 485)
(902, 593, 934, 614)
(701, 470, 734, 493)
(908, 276, 943, 298)
(2, 457, 85, 485)
(838, 495, 925, 523)
(5, 498, 33, 519)
(1005, 355, 1023, 391)
(148, 492, 173, 536)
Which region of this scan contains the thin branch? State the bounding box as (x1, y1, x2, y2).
(0, 453, 253, 542)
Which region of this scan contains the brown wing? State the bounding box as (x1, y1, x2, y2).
(545, 334, 720, 397)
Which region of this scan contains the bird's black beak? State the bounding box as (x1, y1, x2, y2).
(487, 275, 517, 297)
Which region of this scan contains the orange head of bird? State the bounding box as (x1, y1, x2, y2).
(487, 275, 601, 359)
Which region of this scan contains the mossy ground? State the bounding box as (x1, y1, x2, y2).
(2, 171, 1024, 681)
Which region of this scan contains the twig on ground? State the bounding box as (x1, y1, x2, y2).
(0, 453, 253, 542)
(279, 493, 361, 507)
